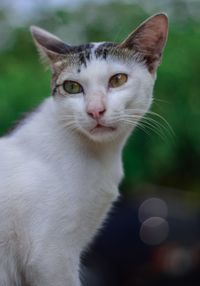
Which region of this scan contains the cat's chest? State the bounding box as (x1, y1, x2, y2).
(67, 172, 119, 248)
(62, 154, 122, 198)
(55, 155, 121, 245)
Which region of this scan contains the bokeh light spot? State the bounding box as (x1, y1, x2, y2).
(138, 197, 168, 223)
(139, 217, 169, 245)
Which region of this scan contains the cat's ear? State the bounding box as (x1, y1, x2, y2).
(119, 13, 168, 73)
(30, 26, 70, 68)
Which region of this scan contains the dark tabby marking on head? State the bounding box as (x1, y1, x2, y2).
(64, 42, 118, 67)
(66, 42, 119, 69)
(66, 43, 94, 68)
(55, 42, 118, 69)
(56, 42, 139, 71)
(68, 43, 94, 54)
(79, 52, 87, 67)
(95, 42, 117, 59)
(71, 42, 138, 67)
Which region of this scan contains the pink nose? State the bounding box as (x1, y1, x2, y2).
(87, 107, 106, 120)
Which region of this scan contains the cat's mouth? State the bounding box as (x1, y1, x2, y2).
(90, 124, 116, 134)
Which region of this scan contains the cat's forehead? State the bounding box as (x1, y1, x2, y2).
(59, 41, 117, 67)
(91, 42, 118, 58)
(53, 41, 137, 79)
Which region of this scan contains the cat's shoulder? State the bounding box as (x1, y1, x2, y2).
(0, 137, 52, 187)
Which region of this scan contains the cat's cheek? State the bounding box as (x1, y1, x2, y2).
(57, 96, 84, 115)
(107, 90, 132, 113)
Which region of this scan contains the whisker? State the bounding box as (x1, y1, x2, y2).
(107, 112, 174, 142)
(59, 120, 77, 131)
(117, 118, 152, 136)
(123, 118, 169, 141)
(140, 120, 171, 142)
(152, 97, 171, 104)
(115, 108, 175, 139)
(145, 111, 175, 137)
(123, 115, 172, 138)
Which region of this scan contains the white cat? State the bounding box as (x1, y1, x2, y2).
(0, 13, 168, 286)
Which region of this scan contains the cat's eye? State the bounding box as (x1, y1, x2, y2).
(63, 80, 83, 94)
(109, 73, 128, 88)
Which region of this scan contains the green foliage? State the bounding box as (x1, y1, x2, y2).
(0, 2, 199, 191)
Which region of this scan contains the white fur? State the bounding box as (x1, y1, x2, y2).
(0, 57, 154, 285)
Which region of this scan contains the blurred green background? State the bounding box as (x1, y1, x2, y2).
(0, 0, 200, 193)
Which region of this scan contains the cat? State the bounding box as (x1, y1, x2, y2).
(0, 13, 168, 286)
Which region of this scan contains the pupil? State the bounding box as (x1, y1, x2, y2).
(116, 75, 120, 82)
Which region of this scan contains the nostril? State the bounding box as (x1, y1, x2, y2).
(87, 107, 106, 119)
(99, 108, 106, 115)
(98, 108, 106, 118)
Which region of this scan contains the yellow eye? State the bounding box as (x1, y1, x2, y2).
(109, 73, 128, 88)
(63, 80, 83, 94)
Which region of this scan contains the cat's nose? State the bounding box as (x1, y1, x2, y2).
(87, 106, 106, 120)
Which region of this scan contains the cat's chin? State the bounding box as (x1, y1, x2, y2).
(90, 124, 116, 134)
(79, 125, 119, 142)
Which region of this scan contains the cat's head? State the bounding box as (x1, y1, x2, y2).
(31, 13, 168, 143)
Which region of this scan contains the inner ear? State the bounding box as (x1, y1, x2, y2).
(119, 13, 168, 73)
(30, 26, 71, 66)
